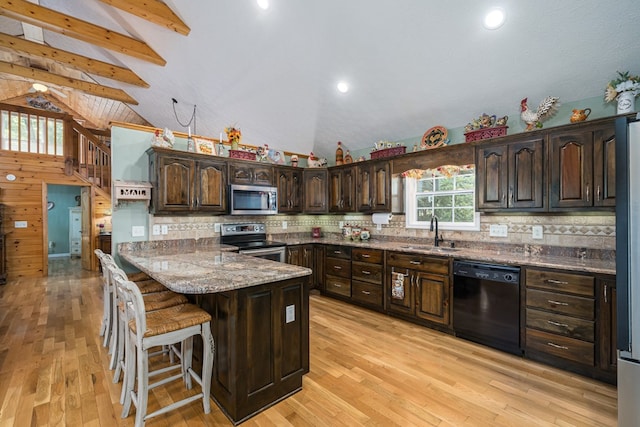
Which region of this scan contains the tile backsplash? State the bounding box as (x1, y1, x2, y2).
(149, 212, 615, 257)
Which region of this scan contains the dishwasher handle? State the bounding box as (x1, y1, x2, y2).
(453, 261, 520, 284)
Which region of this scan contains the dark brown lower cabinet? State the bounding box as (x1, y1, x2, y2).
(597, 276, 617, 380)
(193, 275, 310, 424)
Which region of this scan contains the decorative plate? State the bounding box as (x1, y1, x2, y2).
(421, 126, 449, 150)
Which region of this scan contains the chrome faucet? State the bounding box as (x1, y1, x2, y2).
(430, 215, 443, 247)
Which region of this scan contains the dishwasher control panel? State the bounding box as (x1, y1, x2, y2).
(453, 261, 520, 284)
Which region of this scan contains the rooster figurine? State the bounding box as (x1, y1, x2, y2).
(520, 96, 560, 131)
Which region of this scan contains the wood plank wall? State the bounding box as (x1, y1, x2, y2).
(0, 150, 109, 279)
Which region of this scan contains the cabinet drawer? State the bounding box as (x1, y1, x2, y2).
(326, 245, 351, 260)
(526, 328, 594, 366)
(351, 281, 383, 307)
(526, 269, 594, 297)
(325, 257, 351, 278)
(352, 261, 383, 284)
(526, 308, 594, 342)
(386, 252, 449, 274)
(352, 248, 383, 264)
(325, 276, 351, 297)
(526, 289, 594, 319)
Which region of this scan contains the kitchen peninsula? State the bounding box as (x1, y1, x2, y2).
(118, 239, 312, 425)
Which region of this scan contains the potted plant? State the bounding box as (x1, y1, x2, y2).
(604, 71, 640, 114)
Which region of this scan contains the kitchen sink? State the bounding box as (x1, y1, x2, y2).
(399, 245, 459, 252)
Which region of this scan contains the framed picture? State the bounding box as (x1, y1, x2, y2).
(267, 149, 285, 164)
(194, 138, 217, 155)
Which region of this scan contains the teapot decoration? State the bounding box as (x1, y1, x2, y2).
(570, 108, 591, 123)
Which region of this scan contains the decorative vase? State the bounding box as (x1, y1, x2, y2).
(617, 91, 636, 114)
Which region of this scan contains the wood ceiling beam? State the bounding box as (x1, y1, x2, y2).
(0, 60, 138, 105)
(0, 33, 150, 87)
(99, 0, 190, 36)
(0, 0, 166, 66)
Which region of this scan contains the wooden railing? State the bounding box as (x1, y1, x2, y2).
(0, 102, 111, 196)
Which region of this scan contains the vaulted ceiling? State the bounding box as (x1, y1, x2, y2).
(1, 1, 639, 158)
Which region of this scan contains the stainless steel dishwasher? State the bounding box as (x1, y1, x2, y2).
(453, 261, 522, 355)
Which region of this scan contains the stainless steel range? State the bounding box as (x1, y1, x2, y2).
(221, 223, 286, 262)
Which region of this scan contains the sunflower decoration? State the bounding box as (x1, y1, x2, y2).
(224, 126, 242, 147)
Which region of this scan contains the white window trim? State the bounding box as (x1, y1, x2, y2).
(404, 176, 480, 231)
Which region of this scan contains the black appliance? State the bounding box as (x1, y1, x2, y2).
(453, 260, 521, 355)
(221, 223, 286, 262)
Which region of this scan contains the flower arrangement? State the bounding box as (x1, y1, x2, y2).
(604, 71, 640, 103)
(224, 126, 242, 148)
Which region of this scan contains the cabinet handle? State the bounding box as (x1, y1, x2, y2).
(510, 191, 514, 203)
(502, 193, 506, 202)
(333, 283, 342, 288)
(586, 184, 590, 202)
(361, 270, 371, 275)
(547, 342, 569, 350)
(362, 290, 371, 295)
(362, 254, 370, 258)
(604, 284, 608, 303)
(334, 250, 342, 254)
(597, 185, 601, 201)
(410, 260, 421, 265)
(545, 279, 569, 285)
(547, 320, 569, 328)
(547, 299, 569, 306)
(333, 266, 342, 270)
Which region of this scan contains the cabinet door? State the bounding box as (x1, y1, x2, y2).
(229, 162, 273, 186)
(415, 272, 450, 325)
(357, 161, 391, 212)
(158, 156, 194, 211)
(476, 144, 508, 209)
(328, 169, 343, 212)
(303, 169, 328, 213)
(387, 267, 414, 315)
(251, 164, 275, 186)
(509, 138, 545, 210)
(196, 160, 227, 212)
(549, 131, 594, 209)
(287, 245, 304, 266)
(277, 168, 303, 213)
(329, 168, 356, 212)
(593, 126, 616, 207)
(597, 277, 617, 373)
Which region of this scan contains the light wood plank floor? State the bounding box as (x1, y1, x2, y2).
(0, 258, 617, 426)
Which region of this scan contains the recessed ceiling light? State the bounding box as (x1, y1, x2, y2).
(337, 81, 349, 93)
(483, 8, 506, 30)
(257, 0, 269, 10)
(32, 82, 48, 92)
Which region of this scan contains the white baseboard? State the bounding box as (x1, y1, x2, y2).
(48, 253, 71, 258)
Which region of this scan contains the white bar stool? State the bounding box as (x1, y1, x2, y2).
(114, 273, 215, 427)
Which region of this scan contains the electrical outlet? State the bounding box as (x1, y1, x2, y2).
(161, 225, 168, 235)
(282, 221, 287, 230)
(285, 305, 295, 323)
(131, 226, 145, 237)
(532, 225, 544, 239)
(152, 225, 161, 235)
(489, 224, 508, 237)
(214, 223, 221, 233)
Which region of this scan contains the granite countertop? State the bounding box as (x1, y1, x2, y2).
(275, 236, 616, 275)
(119, 246, 312, 294)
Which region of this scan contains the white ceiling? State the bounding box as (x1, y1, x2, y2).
(3, 0, 640, 159)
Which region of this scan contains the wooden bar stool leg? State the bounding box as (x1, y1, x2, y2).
(201, 322, 214, 414)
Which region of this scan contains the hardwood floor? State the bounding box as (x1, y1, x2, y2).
(0, 258, 617, 426)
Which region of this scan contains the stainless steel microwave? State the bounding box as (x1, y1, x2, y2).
(229, 184, 278, 215)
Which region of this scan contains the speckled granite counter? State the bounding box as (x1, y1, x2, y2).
(272, 236, 616, 275)
(119, 244, 311, 294)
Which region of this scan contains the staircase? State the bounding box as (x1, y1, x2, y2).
(0, 102, 111, 198)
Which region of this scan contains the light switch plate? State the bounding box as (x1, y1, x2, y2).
(14, 221, 27, 228)
(161, 225, 168, 235)
(131, 226, 145, 237)
(282, 221, 287, 230)
(214, 223, 221, 233)
(152, 225, 161, 235)
(532, 225, 544, 239)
